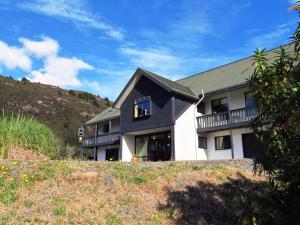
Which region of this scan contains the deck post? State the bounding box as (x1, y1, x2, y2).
(227, 90, 235, 159)
(94, 123, 98, 161)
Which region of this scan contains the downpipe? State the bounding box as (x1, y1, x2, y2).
(194, 89, 205, 160)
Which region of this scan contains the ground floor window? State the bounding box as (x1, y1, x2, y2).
(215, 135, 231, 150)
(135, 131, 172, 161)
(198, 136, 207, 149)
(105, 148, 119, 161)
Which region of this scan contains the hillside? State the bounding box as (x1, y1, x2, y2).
(0, 75, 110, 146)
(0, 160, 266, 225)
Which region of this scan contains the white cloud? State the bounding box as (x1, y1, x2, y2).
(0, 36, 94, 88)
(120, 47, 182, 77)
(19, 36, 59, 58)
(248, 23, 292, 48)
(0, 41, 31, 71)
(18, 0, 124, 40)
(29, 55, 93, 87)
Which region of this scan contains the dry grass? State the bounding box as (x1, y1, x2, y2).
(0, 160, 265, 225)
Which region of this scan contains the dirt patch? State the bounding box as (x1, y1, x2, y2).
(6, 145, 48, 161)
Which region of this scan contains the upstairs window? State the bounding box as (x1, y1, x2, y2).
(197, 102, 206, 114)
(245, 92, 255, 108)
(211, 97, 228, 114)
(215, 135, 231, 150)
(102, 124, 109, 134)
(134, 96, 151, 118)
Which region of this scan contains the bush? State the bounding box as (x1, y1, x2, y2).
(68, 90, 76, 96)
(0, 114, 61, 159)
(77, 91, 96, 101)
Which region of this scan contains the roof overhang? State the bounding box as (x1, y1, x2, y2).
(113, 68, 198, 109)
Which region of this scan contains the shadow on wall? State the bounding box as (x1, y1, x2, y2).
(158, 175, 273, 225)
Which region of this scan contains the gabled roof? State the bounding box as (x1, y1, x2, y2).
(84, 107, 120, 126)
(176, 43, 294, 96)
(113, 68, 198, 108)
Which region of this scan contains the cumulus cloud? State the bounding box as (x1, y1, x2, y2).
(0, 36, 94, 88)
(0, 41, 31, 71)
(19, 36, 59, 58)
(18, 0, 124, 40)
(30, 55, 93, 87)
(120, 47, 182, 76)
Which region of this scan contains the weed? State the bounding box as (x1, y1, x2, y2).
(54, 207, 66, 216)
(0, 114, 61, 159)
(24, 199, 34, 208)
(106, 213, 122, 225)
(130, 176, 147, 185)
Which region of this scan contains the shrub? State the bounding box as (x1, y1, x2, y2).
(0, 114, 61, 159)
(68, 90, 76, 96)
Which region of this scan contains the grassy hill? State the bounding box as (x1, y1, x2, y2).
(0, 160, 266, 225)
(0, 75, 111, 146)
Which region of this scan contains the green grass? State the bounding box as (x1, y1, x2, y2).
(0, 113, 61, 159)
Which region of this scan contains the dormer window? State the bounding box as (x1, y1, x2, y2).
(134, 96, 151, 118)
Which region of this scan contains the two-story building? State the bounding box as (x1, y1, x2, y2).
(82, 44, 291, 161)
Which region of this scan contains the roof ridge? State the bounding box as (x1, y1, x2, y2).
(176, 42, 293, 82)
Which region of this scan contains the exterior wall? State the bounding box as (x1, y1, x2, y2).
(174, 104, 207, 160)
(204, 87, 250, 115)
(120, 75, 173, 133)
(121, 134, 135, 161)
(206, 127, 253, 160)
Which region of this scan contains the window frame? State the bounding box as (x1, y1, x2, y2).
(211, 97, 228, 114)
(133, 96, 152, 119)
(214, 135, 231, 150)
(198, 136, 207, 149)
(244, 91, 255, 108)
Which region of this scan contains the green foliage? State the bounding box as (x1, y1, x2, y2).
(77, 91, 96, 101)
(68, 89, 76, 96)
(106, 213, 122, 225)
(0, 114, 61, 159)
(248, 10, 300, 225)
(54, 207, 66, 216)
(21, 77, 29, 83)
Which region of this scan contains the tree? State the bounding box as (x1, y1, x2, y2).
(248, 7, 300, 224)
(68, 90, 76, 96)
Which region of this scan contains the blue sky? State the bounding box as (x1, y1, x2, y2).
(0, 0, 298, 100)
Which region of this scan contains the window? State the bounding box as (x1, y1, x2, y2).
(245, 92, 255, 108)
(197, 102, 205, 114)
(102, 124, 109, 133)
(133, 97, 151, 118)
(211, 97, 228, 114)
(198, 136, 207, 149)
(215, 135, 231, 150)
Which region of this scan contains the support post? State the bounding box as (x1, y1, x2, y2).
(226, 90, 235, 159)
(94, 123, 98, 161)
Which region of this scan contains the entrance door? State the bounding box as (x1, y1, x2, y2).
(105, 148, 119, 161)
(242, 133, 262, 158)
(149, 132, 171, 161)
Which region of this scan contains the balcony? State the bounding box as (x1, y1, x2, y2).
(82, 132, 121, 147)
(197, 107, 258, 132)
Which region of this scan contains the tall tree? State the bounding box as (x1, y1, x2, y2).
(248, 4, 300, 224)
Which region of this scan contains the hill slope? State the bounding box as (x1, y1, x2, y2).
(0, 160, 266, 225)
(0, 76, 110, 145)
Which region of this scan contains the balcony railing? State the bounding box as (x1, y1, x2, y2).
(82, 132, 121, 147)
(197, 107, 257, 131)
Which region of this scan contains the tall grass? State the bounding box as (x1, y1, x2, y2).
(0, 113, 61, 159)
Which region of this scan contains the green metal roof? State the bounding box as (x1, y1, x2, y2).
(176, 43, 294, 96)
(84, 107, 120, 126)
(141, 69, 198, 99)
(88, 43, 294, 124)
